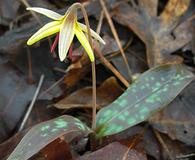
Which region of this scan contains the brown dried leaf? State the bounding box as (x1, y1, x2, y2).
(63, 64, 89, 89)
(153, 131, 195, 159)
(77, 139, 147, 160)
(0, 62, 36, 143)
(112, 0, 194, 67)
(0, 0, 20, 19)
(55, 77, 123, 109)
(160, 0, 190, 24)
(149, 81, 195, 145)
(0, 131, 26, 160)
(99, 126, 160, 160)
(138, 0, 158, 16)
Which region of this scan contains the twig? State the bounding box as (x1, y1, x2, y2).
(27, 47, 34, 84)
(187, 14, 195, 21)
(99, 0, 132, 82)
(106, 37, 133, 60)
(153, 129, 175, 160)
(96, 10, 104, 34)
(18, 75, 44, 131)
(53, 67, 66, 74)
(20, 0, 42, 24)
(176, 153, 195, 159)
(95, 9, 129, 87)
(39, 75, 65, 98)
(94, 47, 129, 88)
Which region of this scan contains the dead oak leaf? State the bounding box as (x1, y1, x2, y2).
(112, 0, 194, 67)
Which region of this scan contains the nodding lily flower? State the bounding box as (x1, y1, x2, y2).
(27, 4, 105, 62)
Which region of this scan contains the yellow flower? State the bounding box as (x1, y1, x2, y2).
(27, 4, 105, 62)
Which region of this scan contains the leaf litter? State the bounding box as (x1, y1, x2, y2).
(0, 0, 195, 160)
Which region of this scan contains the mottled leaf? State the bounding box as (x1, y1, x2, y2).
(7, 115, 91, 160)
(150, 81, 195, 145)
(96, 64, 194, 137)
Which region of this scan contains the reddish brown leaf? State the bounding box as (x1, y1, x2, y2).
(77, 139, 147, 160)
(0, 131, 26, 160)
(32, 138, 72, 160)
(55, 77, 123, 109)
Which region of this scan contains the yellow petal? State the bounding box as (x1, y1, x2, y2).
(27, 21, 61, 45)
(27, 7, 63, 20)
(74, 24, 95, 62)
(58, 12, 76, 61)
(78, 22, 106, 45)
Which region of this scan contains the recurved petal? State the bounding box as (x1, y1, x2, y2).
(27, 21, 61, 45)
(75, 24, 95, 62)
(78, 22, 106, 45)
(27, 7, 63, 20)
(58, 12, 75, 61)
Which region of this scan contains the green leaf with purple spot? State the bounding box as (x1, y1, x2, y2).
(96, 64, 194, 137)
(7, 115, 91, 160)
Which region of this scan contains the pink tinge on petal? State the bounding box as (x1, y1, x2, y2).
(68, 43, 73, 60)
(50, 33, 60, 53)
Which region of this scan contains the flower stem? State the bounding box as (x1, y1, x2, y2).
(91, 61, 97, 130)
(74, 3, 97, 130)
